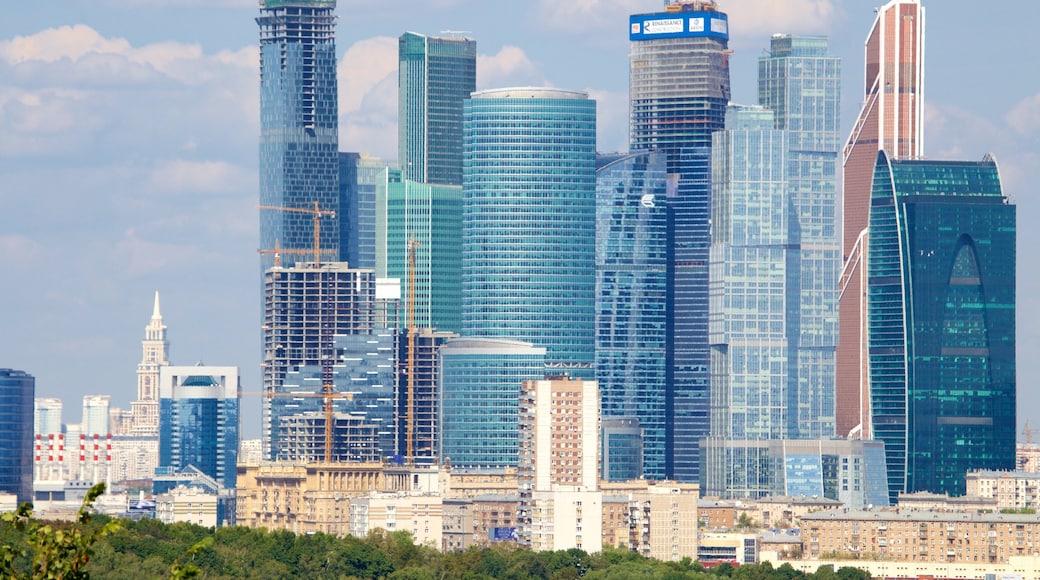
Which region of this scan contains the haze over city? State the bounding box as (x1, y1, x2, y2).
(2, 0, 1038, 441)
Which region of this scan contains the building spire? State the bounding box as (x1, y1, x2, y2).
(152, 290, 162, 319)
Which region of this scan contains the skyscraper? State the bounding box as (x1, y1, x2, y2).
(376, 167, 463, 333)
(158, 365, 240, 490)
(34, 397, 62, 437)
(258, 0, 340, 270)
(438, 338, 545, 470)
(629, 0, 731, 482)
(0, 368, 34, 502)
(461, 88, 597, 373)
(398, 32, 476, 186)
(867, 151, 1015, 500)
(595, 151, 671, 480)
(340, 152, 392, 270)
(839, 0, 924, 438)
(132, 291, 168, 435)
(82, 395, 111, 438)
(396, 328, 458, 465)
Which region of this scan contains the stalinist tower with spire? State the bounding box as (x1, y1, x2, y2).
(131, 291, 169, 435)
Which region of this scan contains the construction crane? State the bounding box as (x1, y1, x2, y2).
(256, 239, 313, 268)
(405, 236, 421, 463)
(256, 200, 335, 266)
(256, 201, 340, 463)
(241, 389, 353, 462)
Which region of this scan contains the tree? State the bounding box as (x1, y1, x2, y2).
(0, 483, 120, 580)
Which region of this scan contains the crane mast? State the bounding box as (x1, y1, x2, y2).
(406, 236, 420, 464)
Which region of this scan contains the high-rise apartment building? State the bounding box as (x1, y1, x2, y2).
(82, 395, 111, 437)
(461, 88, 597, 374)
(376, 167, 463, 333)
(262, 262, 381, 459)
(158, 365, 240, 490)
(839, 0, 924, 438)
(629, 0, 731, 482)
(438, 338, 545, 470)
(0, 368, 34, 502)
(257, 0, 340, 271)
(132, 291, 168, 434)
(518, 377, 602, 552)
(867, 151, 1015, 500)
(34, 397, 62, 437)
(595, 151, 671, 480)
(398, 32, 476, 186)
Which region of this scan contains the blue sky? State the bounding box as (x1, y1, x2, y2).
(2, 0, 1038, 440)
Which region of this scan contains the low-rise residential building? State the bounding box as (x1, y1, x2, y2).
(966, 471, 1040, 511)
(348, 492, 443, 548)
(745, 496, 843, 529)
(699, 499, 736, 530)
(155, 485, 218, 527)
(896, 490, 997, 512)
(442, 498, 474, 552)
(630, 482, 699, 562)
(801, 509, 1040, 564)
(470, 494, 519, 546)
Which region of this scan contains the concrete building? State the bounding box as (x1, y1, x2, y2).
(630, 482, 700, 562)
(155, 485, 219, 527)
(801, 509, 1040, 565)
(518, 377, 602, 552)
(1018, 443, 1040, 473)
(132, 291, 169, 436)
(966, 471, 1040, 511)
(838, 0, 924, 439)
(349, 492, 443, 547)
(397, 328, 457, 465)
(442, 498, 474, 551)
(470, 494, 519, 546)
(698, 532, 760, 565)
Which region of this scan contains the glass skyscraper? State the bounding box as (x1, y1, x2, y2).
(399, 32, 476, 186)
(629, 1, 731, 482)
(257, 0, 340, 270)
(595, 151, 671, 480)
(0, 368, 33, 502)
(158, 366, 240, 490)
(868, 151, 1015, 500)
(376, 168, 463, 333)
(438, 338, 545, 470)
(461, 88, 597, 373)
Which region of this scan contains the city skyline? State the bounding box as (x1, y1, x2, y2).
(2, 0, 1038, 441)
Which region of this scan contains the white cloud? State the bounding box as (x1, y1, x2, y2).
(0, 234, 44, 268)
(477, 46, 543, 91)
(145, 160, 255, 195)
(586, 88, 628, 153)
(1004, 93, 1040, 136)
(338, 36, 397, 113)
(0, 25, 130, 63)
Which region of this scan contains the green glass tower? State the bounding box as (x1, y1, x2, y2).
(399, 32, 476, 186)
(867, 151, 1016, 501)
(375, 167, 463, 333)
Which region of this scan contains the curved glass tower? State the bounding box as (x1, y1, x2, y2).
(868, 151, 1015, 501)
(595, 151, 671, 479)
(461, 88, 597, 373)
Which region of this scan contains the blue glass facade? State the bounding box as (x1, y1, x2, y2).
(258, 0, 339, 270)
(339, 152, 376, 269)
(399, 32, 476, 186)
(462, 88, 597, 373)
(595, 151, 670, 480)
(158, 367, 239, 490)
(601, 417, 644, 483)
(630, 4, 731, 483)
(438, 338, 545, 470)
(0, 369, 33, 502)
(868, 151, 1016, 500)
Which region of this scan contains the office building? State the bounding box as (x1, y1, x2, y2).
(629, 0, 731, 482)
(262, 261, 380, 459)
(376, 167, 463, 333)
(461, 88, 597, 374)
(272, 331, 397, 463)
(757, 34, 841, 439)
(398, 32, 476, 186)
(518, 377, 602, 552)
(867, 152, 1015, 500)
(132, 291, 168, 435)
(438, 338, 545, 470)
(838, 0, 924, 438)
(257, 0, 340, 271)
(0, 368, 34, 502)
(601, 417, 643, 483)
(595, 151, 670, 480)
(397, 328, 458, 465)
(158, 365, 240, 490)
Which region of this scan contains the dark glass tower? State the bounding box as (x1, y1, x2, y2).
(867, 151, 1015, 500)
(399, 32, 476, 186)
(258, 0, 340, 269)
(629, 1, 731, 482)
(595, 151, 671, 480)
(0, 369, 33, 503)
